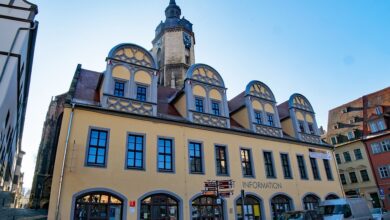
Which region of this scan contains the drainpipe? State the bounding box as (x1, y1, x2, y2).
(55, 103, 75, 220)
(0, 21, 38, 82)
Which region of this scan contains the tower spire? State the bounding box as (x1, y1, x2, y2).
(165, 0, 181, 19)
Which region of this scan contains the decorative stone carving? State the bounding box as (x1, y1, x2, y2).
(254, 124, 283, 137)
(300, 133, 321, 144)
(106, 96, 154, 116)
(192, 112, 228, 128)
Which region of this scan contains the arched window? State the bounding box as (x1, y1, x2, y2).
(303, 194, 320, 210)
(325, 194, 339, 200)
(271, 195, 292, 220)
(74, 191, 123, 220)
(140, 194, 179, 220)
(236, 195, 262, 220)
(191, 195, 224, 220)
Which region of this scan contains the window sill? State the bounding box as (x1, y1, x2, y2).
(86, 164, 106, 168)
(190, 172, 205, 175)
(126, 167, 145, 171)
(158, 169, 174, 173)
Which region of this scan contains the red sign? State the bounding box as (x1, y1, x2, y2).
(129, 201, 136, 207)
(202, 191, 217, 196)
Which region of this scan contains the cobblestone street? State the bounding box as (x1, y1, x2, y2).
(0, 208, 47, 220)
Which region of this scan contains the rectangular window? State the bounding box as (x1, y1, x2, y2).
(308, 123, 315, 135)
(376, 106, 382, 115)
(354, 149, 363, 160)
(381, 140, 390, 152)
(343, 151, 351, 162)
(158, 138, 173, 172)
(298, 120, 305, 133)
(379, 166, 390, 179)
(371, 143, 382, 154)
(378, 120, 386, 131)
(310, 158, 321, 180)
(297, 155, 308, 179)
(267, 113, 274, 126)
(347, 131, 355, 140)
(331, 136, 338, 145)
(195, 98, 204, 113)
(340, 173, 347, 185)
(87, 129, 108, 166)
(335, 154, 342, 164)
(263, 151, 275, 178)
(241, 149, 253, 177)
(370, 122, 378, 133)
(189, 142, 203, 173)
(360, 170, 370, 182)
(136, 86, 147, 101)
(349, 172, 358, 183)
(211, 102, 220, 116)
(127, 134, 144, 169)
(114, 81, 125, 97)
(280, 153, 292, 179)
(323, 159, 333, 180)
(215, 145, 228, 175)
(254, 111, 262, 124)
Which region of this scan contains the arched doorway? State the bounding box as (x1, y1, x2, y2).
(235, 195, 262, 220)
(74, 191, 123, 220)
(325, 194, 339, 200)
(271, 194, 293, 220)
(303, 194, 320, 210)
(191, 195, 224, 220)
(140, 193, 179, 219)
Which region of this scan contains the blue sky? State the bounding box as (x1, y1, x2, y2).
(22, 0, 390, 189)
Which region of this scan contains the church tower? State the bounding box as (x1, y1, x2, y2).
(152, 0, 195, 89)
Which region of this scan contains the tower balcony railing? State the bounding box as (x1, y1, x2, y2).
(252, 123, 283, 138)
(190, 110, 229, 128)
(299, 132, 321, 144)
(104, 94, 156, 116)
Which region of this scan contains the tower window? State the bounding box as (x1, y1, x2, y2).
(211, 101, 220, 116)
(114, 81, 125, 97)
(255, 111, 262, 124)
(185, 55, 190, 65)
(298, 120, 305, 133)
(136, 86, 147, 101)
(267, 113, 274, 126)
(195, 98, 204, 113)
(308, 123, 315, 135)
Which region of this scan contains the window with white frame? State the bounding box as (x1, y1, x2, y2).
(378, 166, 390, 179)
(371, 143, 382, 154)
(136, 86, 147, 101)
(308, 123, 315, 135)
(195, 98, 204, 113)
(298, 120, 305, 133)
(382, 140, 390, 152)
(267, 113, 274, 126)
(211, 101, 220, 116)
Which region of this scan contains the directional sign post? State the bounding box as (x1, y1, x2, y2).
(203, 180, 235, 198)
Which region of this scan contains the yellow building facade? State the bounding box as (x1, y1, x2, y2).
(47, 1, 343, 219)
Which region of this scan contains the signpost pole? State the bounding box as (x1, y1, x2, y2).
(241, 189, 245, 219)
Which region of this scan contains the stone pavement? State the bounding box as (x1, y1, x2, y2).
(0, 208, 47, 220)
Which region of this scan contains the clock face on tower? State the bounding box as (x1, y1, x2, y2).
(183, 32, 192, 49)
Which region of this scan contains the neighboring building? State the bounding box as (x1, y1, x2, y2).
(29, 94, 66, 209)
(45, 1, 343, 219)
(327, 87, 390, 209)
(362, 88, 390, 209)
(0, 0, 38, 192)
(334, 141, 380, 207)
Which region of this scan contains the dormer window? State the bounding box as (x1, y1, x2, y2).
(267, 113, 274, 126)
(136, 86, 147, 101)
(114, 81, 125, 97)
(378, 120, 386, 131)
(211, 101, 220, 116)
(195, 98, 204, 113)
(255, 111, 262, 124)
(347, 131, 355, 140)
(375, 106, 382, 115)
(298, 120, 305, 133)
(308, 123, 315, 135)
